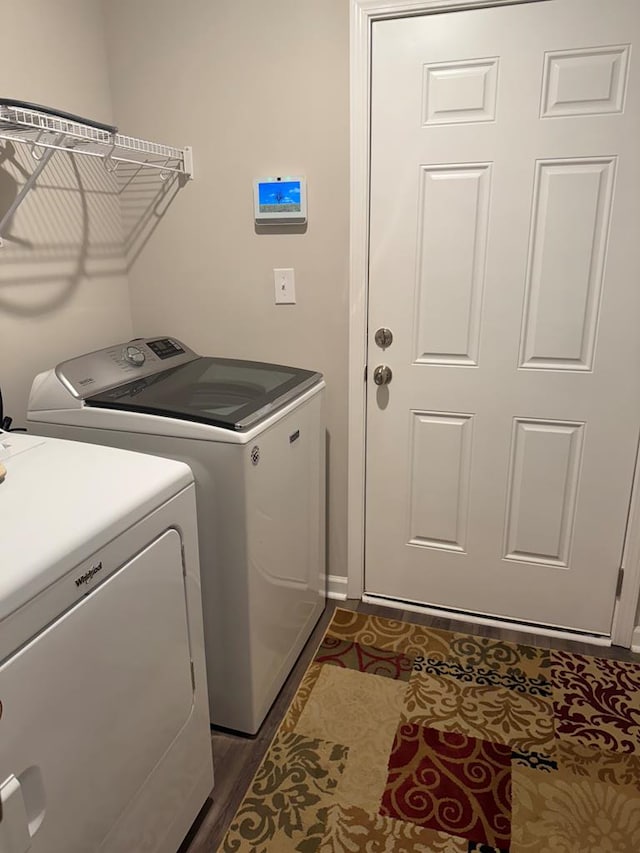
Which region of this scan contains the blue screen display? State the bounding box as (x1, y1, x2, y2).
(258, 180, 302, 213)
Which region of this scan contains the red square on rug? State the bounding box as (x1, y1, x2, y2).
(380, 722, 512, 848)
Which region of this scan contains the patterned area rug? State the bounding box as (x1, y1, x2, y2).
(220, 608, 640, 852)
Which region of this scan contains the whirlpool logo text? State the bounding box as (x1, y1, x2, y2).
(75, 561, 104, 587)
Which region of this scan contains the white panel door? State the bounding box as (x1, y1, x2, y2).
(365, 0, 640, 634)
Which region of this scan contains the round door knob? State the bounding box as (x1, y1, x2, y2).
(373, 365, 392, 386)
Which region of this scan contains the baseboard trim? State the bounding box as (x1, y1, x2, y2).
(632, 627, 640, 653)
(327, 575, 348, 600)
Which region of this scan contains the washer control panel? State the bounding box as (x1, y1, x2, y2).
(55, 337, 198, 398)
(146, 338, 186, 360)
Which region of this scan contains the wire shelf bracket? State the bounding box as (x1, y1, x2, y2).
(0, 101, 194, 247)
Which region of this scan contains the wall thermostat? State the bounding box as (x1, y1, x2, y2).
(254, 176, 307, 224)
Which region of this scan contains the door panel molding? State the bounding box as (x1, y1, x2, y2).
(414, 163, 491, 366)
(519, 156, 616, 371)
(408, 411, 474, 551)
(347, 0, 640, 646)
(503, 418, 584, 568)
(540, 45, 630, 118)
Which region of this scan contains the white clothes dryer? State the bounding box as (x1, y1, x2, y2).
(0, 432, 213, 853)
(27, 337, 326, 734)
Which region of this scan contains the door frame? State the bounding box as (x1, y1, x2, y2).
(347, 0, 640, 647)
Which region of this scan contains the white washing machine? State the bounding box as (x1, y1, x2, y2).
(27, 336, 326, 734)
(0, 432, 213, 853)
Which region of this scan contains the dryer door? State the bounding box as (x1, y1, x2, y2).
(0, 529, 194, 853)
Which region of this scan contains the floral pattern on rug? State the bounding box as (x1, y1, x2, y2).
(446, 634, 552, 684)
(554, 740, 640, 791)
(325, 610, 426, 652)
(281, 663, 324, 734)
(402, 670, 554, 755)
(221, 731, 348, 852)
(219, 609, 640, 853)
(314, 636, 414, 681)
(293, 663, 408, 812)
(314, 802, 470, 852)
(512, 763, 640, 852)
(381, 724, 511, 847)
(553, 650, 640, 754)
(412, 657, 552, 698)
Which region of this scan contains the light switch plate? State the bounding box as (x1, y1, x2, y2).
(274, 268, 296, 304)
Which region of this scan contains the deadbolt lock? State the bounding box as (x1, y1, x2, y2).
(374, 327, 393, 348)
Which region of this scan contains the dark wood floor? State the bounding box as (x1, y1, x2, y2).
(178, 598, 639, 852)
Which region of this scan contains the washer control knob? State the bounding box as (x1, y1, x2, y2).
(123, 345, 146, 367)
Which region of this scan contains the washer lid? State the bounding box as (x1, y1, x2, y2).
(84, 356, 323, 430)
(0, 432, 193, 623)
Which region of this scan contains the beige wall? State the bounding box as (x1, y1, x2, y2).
(0, 0, 132, 426)
(102, 0, 350, 579)
(3, 0, 640, 631)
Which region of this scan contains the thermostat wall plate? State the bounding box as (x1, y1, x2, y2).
(254, 176, 307, 224)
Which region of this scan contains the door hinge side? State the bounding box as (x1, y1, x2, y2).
(364, 364, 368, 382)
(616, 567, 625, 597)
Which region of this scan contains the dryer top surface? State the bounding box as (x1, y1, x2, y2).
(0, 432, 192, 622)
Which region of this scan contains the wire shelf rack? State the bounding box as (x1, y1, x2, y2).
(0, 101, 193, 246)
(0, 102, 193, 177)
